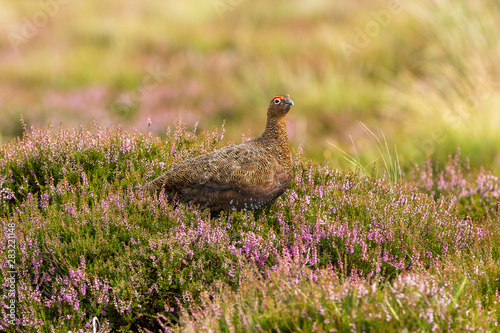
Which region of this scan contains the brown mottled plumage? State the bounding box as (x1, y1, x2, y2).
(138, 94, 294, 213)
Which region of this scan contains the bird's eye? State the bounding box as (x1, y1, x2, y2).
(273, 98, 281, 105)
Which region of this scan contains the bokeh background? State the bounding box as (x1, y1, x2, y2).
(1, 0, 499, 171)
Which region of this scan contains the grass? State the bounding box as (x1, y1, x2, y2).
(0, 120, 499, 332)
(328, 122, 402, 183)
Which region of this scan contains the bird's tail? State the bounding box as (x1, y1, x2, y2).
(132, 182, 155, 191)
(132, 174, 166, 191)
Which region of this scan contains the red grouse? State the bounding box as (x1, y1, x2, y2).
(138, 94, 294, 213)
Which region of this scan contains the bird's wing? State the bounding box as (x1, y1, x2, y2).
(196, 146, 273, 187)
(185, 150, 289, 212)
(139, 143, 278, 194)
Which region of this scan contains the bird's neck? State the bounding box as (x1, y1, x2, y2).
(262, 115, 288, 140)
(261, 115, 291, 167)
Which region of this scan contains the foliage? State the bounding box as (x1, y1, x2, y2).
(1, 121, 499, 332)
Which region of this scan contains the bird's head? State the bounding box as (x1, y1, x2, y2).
(268, 94, 294, 117)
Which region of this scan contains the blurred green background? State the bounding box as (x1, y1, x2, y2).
(1, 0, 499, 171)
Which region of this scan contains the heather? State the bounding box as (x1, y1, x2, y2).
(1, 121, 499, 332)
(412, 151, 500, 221)
(178, 257, 500, 332)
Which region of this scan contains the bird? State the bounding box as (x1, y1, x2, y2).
(137, 94, 294, 213)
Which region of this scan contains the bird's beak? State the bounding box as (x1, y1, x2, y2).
(284, 100, 294, 107)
